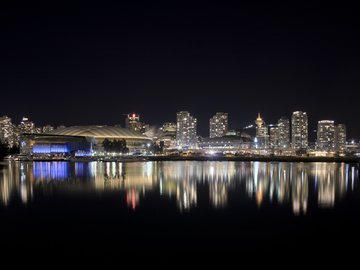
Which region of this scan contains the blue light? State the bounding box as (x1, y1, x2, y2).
(33, 162, 70, 180)
(32, 144, 69, 154)
(75, 151, 92, 157)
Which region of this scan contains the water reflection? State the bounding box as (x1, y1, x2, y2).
(0, 161, 358, 214)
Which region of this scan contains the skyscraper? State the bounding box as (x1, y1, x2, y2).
(291, 111, 308, 149)
(317, 120, 336, 151)
(269, 126, 279, 148)
(335, 124, 346, 152)
(277, 117, 290, 148)
(209, 112, 228, 138)
(125, 113, 148, 134)
(254, 113, 269, 148)
(0, 116, 17, 147)
(176, 111, 197, 149)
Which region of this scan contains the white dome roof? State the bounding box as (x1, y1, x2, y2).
(49, 126, 151, 140)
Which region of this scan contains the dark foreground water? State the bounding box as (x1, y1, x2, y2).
(0, 161, 359, 260)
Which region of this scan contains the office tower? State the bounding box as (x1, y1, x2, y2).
(317, 120, 336, 151)
(269, 126, 279, 148)
(176, 111, 197, 149)
(291, 111, 308, 149)
(335, 124, 346, 152)
(254, 113, 268, 148)
(278, 117, 290, 148)
(209, 112, 228, 138)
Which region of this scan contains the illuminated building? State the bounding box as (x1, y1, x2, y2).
(346, 139, 360, 156)
(269, 126, 279, 148)
(209, 112, 228, 138)
(19, 117, 35, 134)
(225, 130, 238, 136)
(254, 113, 269, 148)
(176, 111, 197, 149)
(162, 122, 176, 135)
(34, 127, 42, 134)
(20, 125, 153, 156)
(199, 135, 251, 150)
(277, 117, 290, 148)
(42, 125, 54, 133)
(125, 113, 139, 129)
(158, 122, 177, 148)
(20, 134, 93, 156)
(317, 120, 336, 151)
(125, 113, 148, 134)
(0, 115, 18, 147)
(291, 111, 308, 149)
(335, 124, 346, 152)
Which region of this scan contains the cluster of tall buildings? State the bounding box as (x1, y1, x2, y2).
(0, 116, 55, 148)
(0, 110, 354, 156)
(317, 121, 346, 152)
(255, 111, 347, 153)
(166, 110, 349, 154)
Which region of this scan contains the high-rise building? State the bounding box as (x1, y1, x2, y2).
(335, 124, 346, 152)
(0, 116, 17, 147)
(278, 117, 290, 148)
(176, 111, 197, 149)
(254, 113, 268, 148)
(19, 117, 35, 134)
(269, 126, 279, 148)
(125, 113, 148, 134)
(291, 111, 308, 149)
(317, 120, 336, 151)
(209, 112, 228, 138)
(125, 113, 140, 130)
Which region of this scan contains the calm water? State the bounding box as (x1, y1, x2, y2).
(1, 161, 360, 258)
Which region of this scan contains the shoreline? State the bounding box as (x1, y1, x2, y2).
(147, 155, 360, 163)
(2, 155, 360, 164)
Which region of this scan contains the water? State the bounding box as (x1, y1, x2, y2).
(0, 161, 359, 259)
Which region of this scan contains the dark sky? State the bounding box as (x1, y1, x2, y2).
(1, 3, 360, 138)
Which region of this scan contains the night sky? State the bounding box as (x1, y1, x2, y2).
(1, 3, 359, 138)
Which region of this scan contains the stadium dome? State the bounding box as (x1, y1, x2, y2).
(49, 125, 150, 141)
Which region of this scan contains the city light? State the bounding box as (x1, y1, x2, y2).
(1, 110, 359, 160)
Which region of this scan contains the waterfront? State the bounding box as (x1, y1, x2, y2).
(1, 160, 360, 258)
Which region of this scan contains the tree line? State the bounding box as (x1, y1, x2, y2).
(102, 139, 129, 153)
(0, 142, 20, 159)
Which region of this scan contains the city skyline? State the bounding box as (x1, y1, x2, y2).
(1, 4, 360, 138)
(1, 4, 360, 260)
(0, 110, 356, 141)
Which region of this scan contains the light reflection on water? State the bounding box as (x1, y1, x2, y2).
(0, 161, 358, 215)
